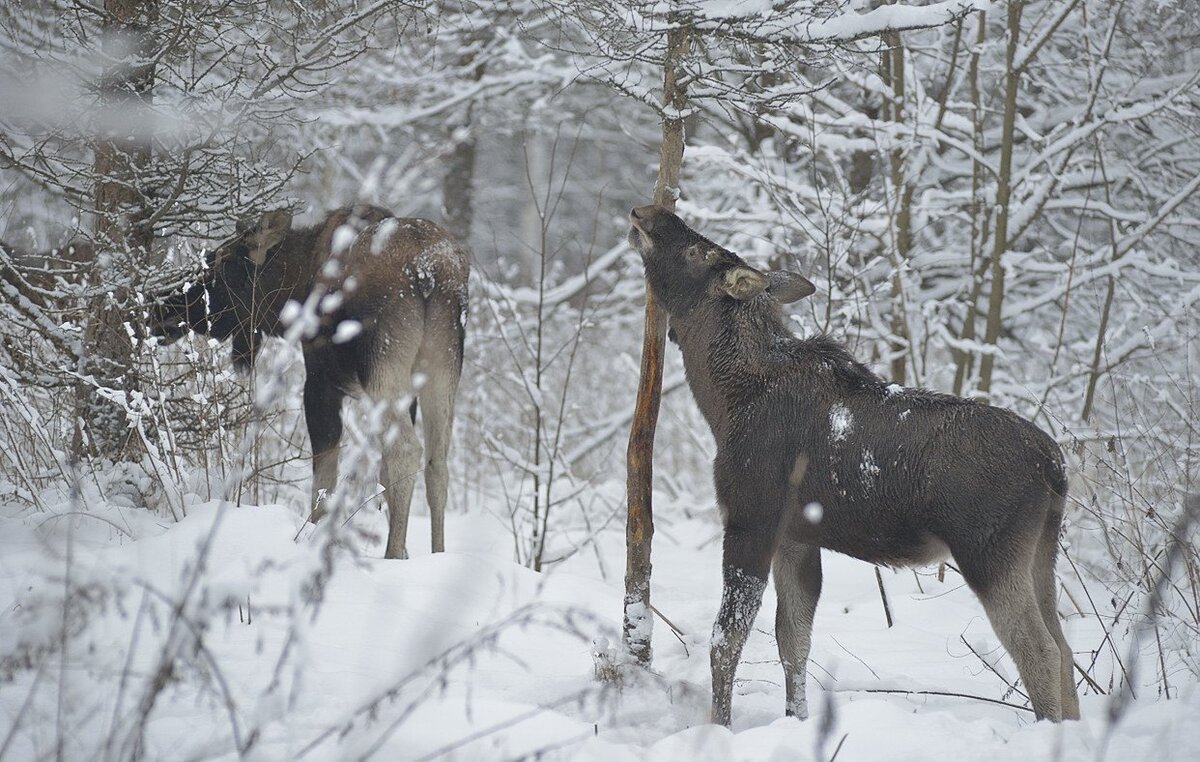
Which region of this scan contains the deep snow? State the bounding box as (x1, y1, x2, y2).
(1, 493, 1197, 760)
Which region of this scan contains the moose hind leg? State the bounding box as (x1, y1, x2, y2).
(304, 369, 346, 523)
(415, 303, 462, 555)
(970, 564, 1065, 721)
(773, 540, 822, 720)
(380, 404, 422, 560)
(1033, 503, 1080, 720)
(711, 526, 773, 727)
(418, 369, 457, 554)
(365, 317, 423, 560)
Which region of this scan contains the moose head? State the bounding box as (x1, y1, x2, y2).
(149, 209, 295, 367)
(628, 204, 814, 313)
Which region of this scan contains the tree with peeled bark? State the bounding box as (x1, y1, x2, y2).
(624, 17, 690, 670)
(529, 0, 990, 672)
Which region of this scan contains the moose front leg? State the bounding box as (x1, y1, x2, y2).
(304, 368, 345, 523)
(710, 525, 773, 727)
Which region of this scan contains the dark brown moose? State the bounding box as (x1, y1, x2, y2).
(151, 205, 469, 560)
(628, 205, 1078, 725)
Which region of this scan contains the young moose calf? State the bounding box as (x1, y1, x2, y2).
(628, 205, 1079, 725)
(151, 205, 469, 560)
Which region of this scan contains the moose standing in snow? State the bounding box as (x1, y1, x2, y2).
(627, 205, 1079, 725)
(150, 205, 469, 560)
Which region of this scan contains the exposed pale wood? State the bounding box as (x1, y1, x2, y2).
(623, 20, 689, 668)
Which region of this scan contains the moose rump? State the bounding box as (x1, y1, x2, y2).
(627, 204, 1079, 725)
(151, 205, 469, 560)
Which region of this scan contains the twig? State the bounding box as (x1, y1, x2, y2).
(295, 605, 605, 759)
(830, 636, 879, 680)
(1103, 495, 1200, 743)
(845, 687, 1035, 714)
(1061, 544, 1131, 688)
(1075, 660, 1107, 695)
(409, 688, 600, 762)
(0, 663, 46, 759)
(874, 566, 894, 628)
(828, 733, 850, 762)
(649, 602, 689, 657)
(959, 634, 1029, 702)
(35, 510, 134, 538)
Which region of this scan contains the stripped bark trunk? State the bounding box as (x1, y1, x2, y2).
(624, 20, 689, 668)
(977, 0, 1024, 398)
(76, 0, 157, 460)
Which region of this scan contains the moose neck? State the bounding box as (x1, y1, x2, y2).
(239, 223, 328, 338)
(670, 296, 794, 440)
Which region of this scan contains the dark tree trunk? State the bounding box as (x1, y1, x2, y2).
(441, 128, 477, 243)
(978, 0, 1024, 398)
(76, 0, 157, 459)
(440, 11, 490, 244)
(882, 26, 912, 385)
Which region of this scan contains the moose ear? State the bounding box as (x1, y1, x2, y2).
(766, 271, 816, 303)
(721, 266, 769, 300)
(248, 209, 292, 265)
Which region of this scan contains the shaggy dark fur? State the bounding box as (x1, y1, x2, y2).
(628, 205, 1078, 725)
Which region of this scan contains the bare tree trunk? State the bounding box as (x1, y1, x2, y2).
(76, 0, 157, 460)
(1082, 148, 1119, 423)
(441, 21, 487, 243)
(951, 10, 988, 396)
(624, 20, 689, 669)
(442, 128, 477, 243)
(977, 0, 1024, 398)
(848, 99, 877, 195)
(882, 25, 911, 384)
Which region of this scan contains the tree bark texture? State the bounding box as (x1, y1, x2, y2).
(76, 0, 157, 459)
(951, 10, 989, 396)
(624, 21, 689, 668)
(442, 128, 477, 243)
(441, 17, 488, 243)
(977, 0, 1024, 397)
(883, 25, 912, 385)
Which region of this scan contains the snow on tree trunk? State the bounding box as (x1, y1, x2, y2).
(75, 0, 158, 460)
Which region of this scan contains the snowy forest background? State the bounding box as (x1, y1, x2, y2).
(1, 0, 1198, 759)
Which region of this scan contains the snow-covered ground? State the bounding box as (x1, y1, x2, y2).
(1, 492, 1196, 760)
